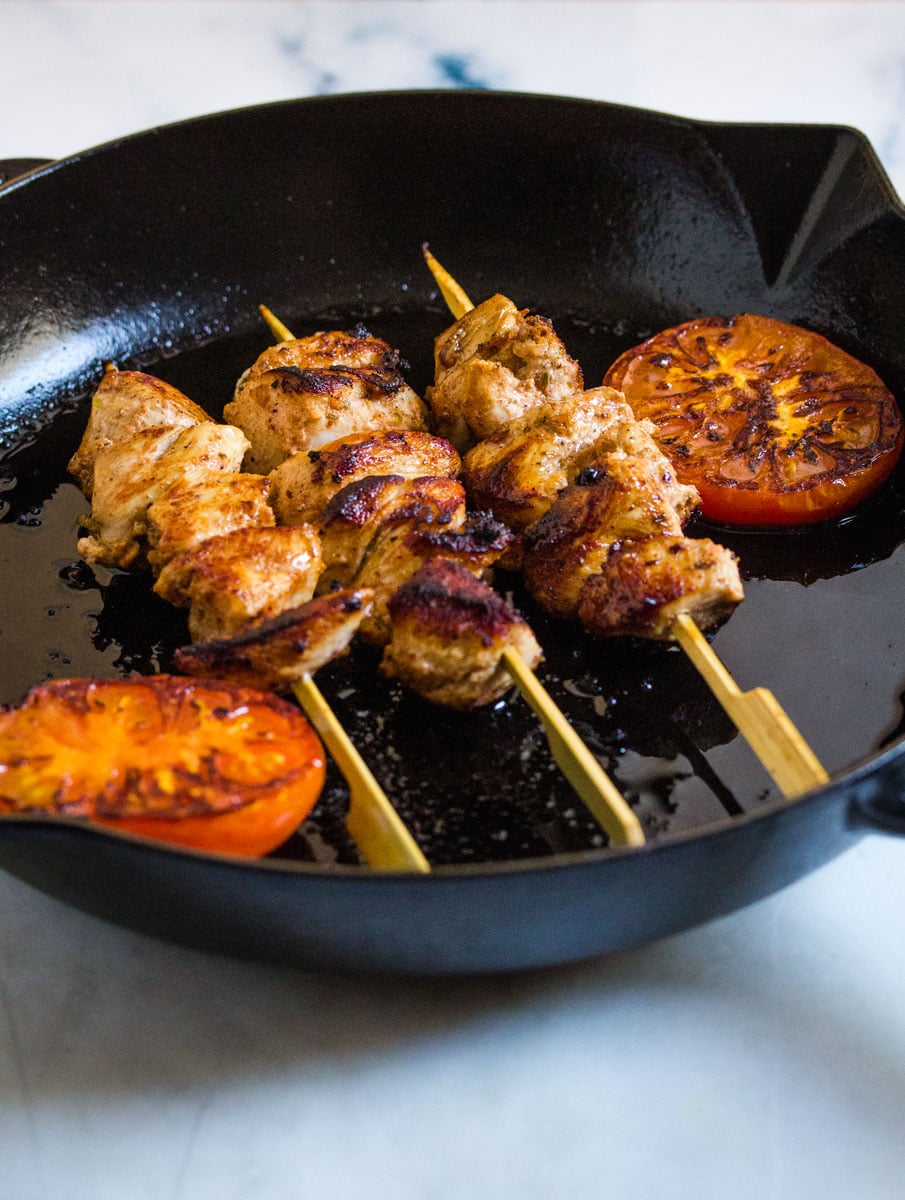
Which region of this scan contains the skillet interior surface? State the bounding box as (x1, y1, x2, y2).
(0, 91, 904, 970)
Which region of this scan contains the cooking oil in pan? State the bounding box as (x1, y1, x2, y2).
(2, 311, 904, 866)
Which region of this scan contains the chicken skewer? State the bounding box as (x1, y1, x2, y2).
(71, 362, 429, 872)
(257, 305, 644, 848)
(423, 248, 829, 800)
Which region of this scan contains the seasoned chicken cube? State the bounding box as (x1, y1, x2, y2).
(68, 368, 211, 497)
(578, 535, 744, 638)
(270, 429, 461, 527)
(427, 294, 583, 451)
(381, 559, 541, 708)
(173, 589, 373, 692)
(77, 423, 250, 569)
(352, 510, 513, 645)
(464, 387, 699, 533)
(154, 524, 322, 642)
(522, 454, 692, 619)
(146, 471, 274, 573)
(224, 329, 429, 472)
(317, 475, 467, 593)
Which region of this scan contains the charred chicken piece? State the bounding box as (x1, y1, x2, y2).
(427, 294, 583, 451)
(173, 589, 374, 692)
(381, 559, 541, 709)
(224, 329, 429, 472)
(522, 457, 690, 618)
(316, 474, 511, 643)
(155, 524, 323, 642)
(463, 386, 700, 536)
(317, 474, 467, 592)
(77, 423, 250, 569)
(68, 368, 211, 497)
(146, 470, 275, 573)
(352, 510, 513, 645)
(270, 429, 461, 527)
(578, 535, 744, 639)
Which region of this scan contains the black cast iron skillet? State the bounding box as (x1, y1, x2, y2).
(0, 91, 904, 974)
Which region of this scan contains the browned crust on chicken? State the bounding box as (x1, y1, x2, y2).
(317, 475, 467, 592)
(353, 511, 513, 644)
(68, 368, 211, 497)
(155, 524, 323, 642)
(224, 329, 429, 472)
(426, 295, 583, 451)
(578, 535, 744, 638)
(464, 387, 699, 533)
(381, 559, 542, 708)
(172, 589, 374, 692)
(522, 456, 689, 618)
(77, 423, 250, 570)
(270, 430, 461, 526)
(146, 471, 274, 573)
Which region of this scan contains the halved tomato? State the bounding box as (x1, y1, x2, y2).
(603, 314, 904, 526)
(0, 676, 325, 856)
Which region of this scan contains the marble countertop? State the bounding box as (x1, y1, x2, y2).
(2, 3, 905, 1198)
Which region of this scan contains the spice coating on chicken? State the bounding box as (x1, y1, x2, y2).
(463, 386, 699, 536)
(155, 524, 323, 642)
(522, 460, 690, 618)
(381, 559, 541, 708)
(68, 368, 211, 497)
(77, 423, 250, 569)
(224, 329, 429, 472)
(578, 535, 744, 639)
(173, 589, 374, 692)
(427, 295, 583, 451)
(315, 473, 511, 643)
(351, 510, 513, 645)
(146, 471, 274, 573)
(317, 475, 467, 592)
(270, 429, 461, 527)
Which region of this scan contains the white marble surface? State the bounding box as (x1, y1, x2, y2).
(2, 2, 905, 1197)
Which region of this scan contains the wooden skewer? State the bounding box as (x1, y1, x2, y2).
(292, 676, 430, 872)
(671, 615, 828, 798)
(105, 351, 427, 870)
(423, 249, 830, 801)
(258, 308, 430, 869)
(501, 648, 643, 846)
(263, 303, 644, 848)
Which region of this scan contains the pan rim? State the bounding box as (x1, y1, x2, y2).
(0, 87, 902, 883)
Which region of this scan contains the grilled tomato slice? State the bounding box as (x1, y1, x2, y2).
(603, 314, 904, 526)
(0, 676, 325, 856)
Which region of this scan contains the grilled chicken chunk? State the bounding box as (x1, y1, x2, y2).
(464, 386, 700, 534)
(174, 589, 374, 692)
(522, 459, 691, 618)
(427, 294, 583, 451)
(381, 559, 541, 708)
(318, 475, 466, 591)
(155, 524, 323, 642)
(146, 471, 274, 573)
(68, 368, 211, 497)
(578, 535, 744, 638)
(317, 473, 511, 642)
(224, 329, 429, 472)
(77, 423, 250, 569)
(351, 510, 513, 644)
(270, 429, 461, 527)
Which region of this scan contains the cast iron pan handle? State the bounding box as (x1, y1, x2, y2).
(851, 759, 905, 835)
(854, 794, 905, 835)
(0, 158, 54, 187)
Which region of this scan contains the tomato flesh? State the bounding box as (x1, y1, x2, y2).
(0, 676, 325, 857)
(603, 314, 904, 526)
